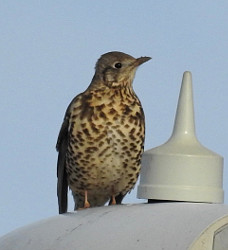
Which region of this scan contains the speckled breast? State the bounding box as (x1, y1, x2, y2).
(66, 87, 145, 196)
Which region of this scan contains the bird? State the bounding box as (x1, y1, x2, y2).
(56, 51, 151, 213)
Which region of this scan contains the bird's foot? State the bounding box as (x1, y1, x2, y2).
(84, 200, 90, 208)
(110, 195, 116, 205)
(84, 190, 90, 208)
(77, 190, 90, 210)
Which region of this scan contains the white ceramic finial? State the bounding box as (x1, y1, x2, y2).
(171, 71, 196, 140)
(137, 71, 224, 203)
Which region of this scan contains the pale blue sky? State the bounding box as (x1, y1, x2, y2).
(1, 1, 228, 236)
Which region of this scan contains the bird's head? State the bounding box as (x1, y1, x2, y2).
(94, 51, 151, 88)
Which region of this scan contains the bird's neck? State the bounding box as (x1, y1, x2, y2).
(87, 74, 133, 91)
(83, 83, 139, 109)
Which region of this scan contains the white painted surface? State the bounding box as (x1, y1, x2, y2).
(1, 203, 228, 250)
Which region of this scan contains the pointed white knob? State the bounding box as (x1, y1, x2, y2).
(171, 71, 196, 140)
(137, 71, 224, 203)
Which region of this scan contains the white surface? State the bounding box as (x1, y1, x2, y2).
(190, 215, 228, 249)
(1, 203, 228, 250)
(138, 72, 224, 203)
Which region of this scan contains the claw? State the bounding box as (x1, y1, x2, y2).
(84, 190, 90, 208)
(111, 195, 116, 205)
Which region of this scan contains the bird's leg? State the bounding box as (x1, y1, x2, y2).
(110, 186, 116, 205)
(111, 195, 116, 205)
(84, 190, 90, 208)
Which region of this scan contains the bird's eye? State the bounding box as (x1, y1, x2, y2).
(114, 62, 122, 69)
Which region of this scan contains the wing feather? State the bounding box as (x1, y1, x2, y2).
(56, 96, 78, 214)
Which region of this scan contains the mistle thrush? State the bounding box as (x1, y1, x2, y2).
(56, 51, 151, 213)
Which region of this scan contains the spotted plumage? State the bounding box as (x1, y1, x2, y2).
(56, 51, 151, 213)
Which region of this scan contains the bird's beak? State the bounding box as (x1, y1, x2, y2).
(135, 56, 151, 66)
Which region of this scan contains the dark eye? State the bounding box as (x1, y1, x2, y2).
(114, 62, 122, 69)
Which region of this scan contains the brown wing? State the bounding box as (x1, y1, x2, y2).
(56, 114, 70, 214)
(56, 96, 78, 214)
